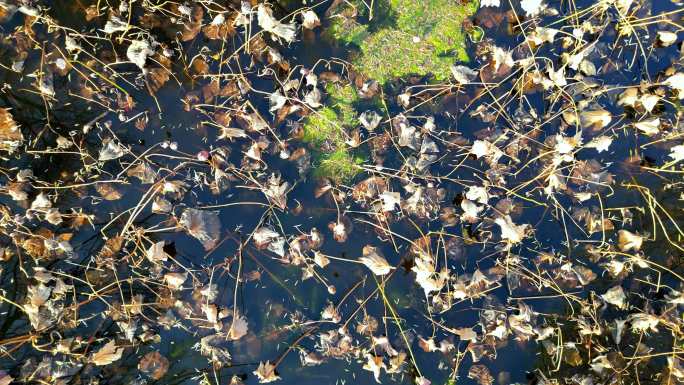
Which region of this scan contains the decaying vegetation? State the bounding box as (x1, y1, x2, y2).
(0, 0, 683, 384)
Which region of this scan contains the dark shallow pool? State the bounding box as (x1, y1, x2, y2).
(0, 1, 683, 385)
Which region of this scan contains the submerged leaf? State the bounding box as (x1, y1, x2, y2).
(229, 314, 249, 340)
(179, 208, 221, 250)
(138, 351, 170, 380)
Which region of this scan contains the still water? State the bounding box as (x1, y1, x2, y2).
(0, 0, 683, 384)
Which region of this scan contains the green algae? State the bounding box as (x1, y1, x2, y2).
(306, 0, 478, 180)
(313, 148, 365, 181)
(301, 83, 364, 182)
(326, 0, 479, 83)
(323, 16, 369, 46)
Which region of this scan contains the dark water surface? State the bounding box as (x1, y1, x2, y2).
(0, 0, 683, 385)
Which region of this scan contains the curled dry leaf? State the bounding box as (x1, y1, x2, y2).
(669, 145, 684, 163)
(628, 313, 660, 332)
(360, 110, 382, 131)
(363, 354, 386, 383)
(520, 0, 544, 17)
(328, 218, 351, 242)
(164, 272, 187, 290)
(664, 73, 684, 98)
(617, 230, 643, 252)
(656, 31, 678, 47)
(602, 286, 628, 309)
(99, 140, 126, 161)
(127, 40, 154, 70)
(91, 340, 124, 366)
(579, 109, 611, 130)
(495, 215, 529, 244)
(146, 241, 169, 263)
(586, 136, 613, 153)
(359, 245, 393, 275)
(634, 117, 660, 136)
(301, 10, 320, 29)
(455, 327, 478, 342)
(451, 65, 478, 84)
(468, 364, 494, 385)
(228, 313, 248, 340)
(257, 4, 296, 43)
(253, 360, 280, 383)
(263, 175, 290, 210)
(0, 108, 22, 152)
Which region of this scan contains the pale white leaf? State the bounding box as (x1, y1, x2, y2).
(359, 245, 393, 276)
(601, 286, 628, 309)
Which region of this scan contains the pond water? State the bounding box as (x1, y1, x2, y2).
(0, 1, 683, 385)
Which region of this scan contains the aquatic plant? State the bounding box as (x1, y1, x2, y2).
(301, 82, 364, 182)
(327, 0, 479, 83)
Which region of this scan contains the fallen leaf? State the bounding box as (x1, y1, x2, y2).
(91, 340, 124, 366)
(451, 65, 478, 84)
(634, 117, 661, 136)
(602, 286, 628, 309)
(164, 272, 187, 290)
(0, 108, 23, 152)
(495, 215, 529, 244)
(146, 241, 169, 263)
(229, 314, 249, 340)
(363, 354, 386, 383)
(617, 230, 643, 252)
(179, 208, 221, 250)
(301, 10, 320, 29)
(657, 31, 678, 47)
(138, 351, 170, 380)
(253, 361, 280, 383)
(127, 40, 154, 70)
(257, 4, 296, 43)
(520, 0, 544, 17)
(360, 245, 393, 275)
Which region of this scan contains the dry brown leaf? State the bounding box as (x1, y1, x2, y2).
(617, 230, 643, 252)
(91, 340, 124, 366)
(146, 68, 170, 94)
(138, 351, 170, 380)
(0, 108, 23, 152)
(468, 364, 494, 385)
(253, 361, 280, 383)
(181, 5, 204, 41)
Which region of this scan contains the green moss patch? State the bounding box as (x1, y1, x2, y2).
(313, 148, 365, 181)
(326, 0, 479, 83)
(302, 83, 364, 183)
